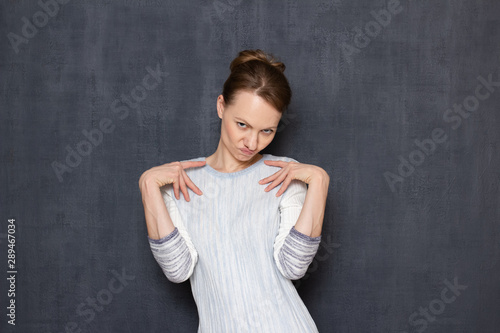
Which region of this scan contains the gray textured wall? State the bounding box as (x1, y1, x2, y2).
(1, 0, 499, 332)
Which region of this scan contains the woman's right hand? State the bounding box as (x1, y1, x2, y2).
(139, 160, 207, 202)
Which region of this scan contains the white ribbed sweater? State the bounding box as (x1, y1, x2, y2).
(148, 154, 322, 332)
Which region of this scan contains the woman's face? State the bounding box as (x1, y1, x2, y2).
(217, 90, 282, 161)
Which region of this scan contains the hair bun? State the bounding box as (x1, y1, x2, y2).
(222, 48, 291, 113)
(229, 49, 286, 73)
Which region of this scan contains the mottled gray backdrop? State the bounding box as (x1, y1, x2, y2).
(1, 0, 499, 332)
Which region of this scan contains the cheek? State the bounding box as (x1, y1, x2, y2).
(223, 121, 239, 140)
(258, 135, 274, 148)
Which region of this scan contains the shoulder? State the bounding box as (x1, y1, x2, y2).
(264, 154, 308, 195)
(263, 153, 301, 164)
(159, 155, 205, 166)
(178, 155, 205, 163)
(263, 154, 308, 200)
(175, 156, 206, 172)
(159, 155, 205, 197)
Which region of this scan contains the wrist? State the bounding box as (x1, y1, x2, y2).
(139, 175, 160, 196)
(309, 169, 330, 189)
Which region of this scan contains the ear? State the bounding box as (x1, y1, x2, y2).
(217, 95, 225, 119)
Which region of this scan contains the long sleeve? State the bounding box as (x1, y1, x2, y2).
(147, 184, 199, 283)
(273, 177, 322, 280)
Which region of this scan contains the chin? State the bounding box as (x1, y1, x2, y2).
(240, 152, 253, 158)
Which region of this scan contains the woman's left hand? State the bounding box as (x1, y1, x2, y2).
(258, 160, 330, 197)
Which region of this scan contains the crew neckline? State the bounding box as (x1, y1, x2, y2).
(202, 154, 268, 178)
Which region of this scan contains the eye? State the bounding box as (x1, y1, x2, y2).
(237, 122, 273, 134)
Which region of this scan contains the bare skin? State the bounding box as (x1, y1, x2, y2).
(139, 90, 330, 240)
(259, 159, 329, 238)
(139, 160, 206, 240)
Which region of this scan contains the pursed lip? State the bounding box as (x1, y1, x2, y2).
(240, 148, 254, 155)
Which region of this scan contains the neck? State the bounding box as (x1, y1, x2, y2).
(206, 146, 262, 173)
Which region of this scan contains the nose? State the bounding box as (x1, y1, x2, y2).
(245, 132, 258, 151)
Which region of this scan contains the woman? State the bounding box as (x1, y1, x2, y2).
(139, 49, 330, 332)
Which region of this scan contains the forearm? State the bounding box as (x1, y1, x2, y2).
(139, 171, 198, 283)
(294, 172, 329, 238)
(140, 178, 175, 240)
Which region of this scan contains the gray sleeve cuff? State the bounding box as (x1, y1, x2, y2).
(147, 227, 179, 244)
(147, 227, 193, 283)
(277, 226, 322, 280)
(290, 226, 322, 243)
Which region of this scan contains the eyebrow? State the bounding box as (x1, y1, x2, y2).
(234, 117, 278, 129)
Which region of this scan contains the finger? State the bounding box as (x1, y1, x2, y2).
(172, 180, 181, 200)
(260, 166, 287, 184)
(181, 160, 207, 169)
(260, 160, 287, 184)
(178, 173, 190, 202)
(259, 170, 280, 184)
(275, 176, 293, 197)
(182, 170, 203, 195)
(263, 160, 286, 166)
(265, 171, 287, 192)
